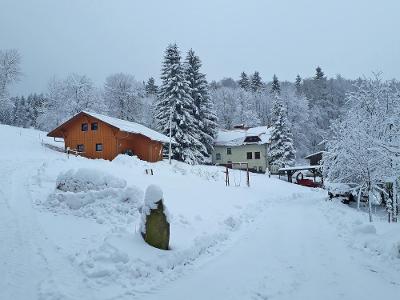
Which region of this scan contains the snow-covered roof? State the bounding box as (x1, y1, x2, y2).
(48, 111, 170, 143)
(81, 111, 170, 143)
(215, 126, 273, 146)
(304, 151, 326, 159)
(278, 165, 322, 172)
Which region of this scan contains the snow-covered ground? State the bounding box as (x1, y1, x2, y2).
(0, 124, 399, 300)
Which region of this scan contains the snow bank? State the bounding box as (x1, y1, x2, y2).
(56, 168, 126, 193)
(45, 169, 143, 225)
(72, 230, 230, 291)
(113, 155, 223, 182)
(350, 222, 400, 260)
(321, 201, 400, 263)
(353, 223, 377, 235)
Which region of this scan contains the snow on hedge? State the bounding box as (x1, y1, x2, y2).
(45, 169, 143, 224)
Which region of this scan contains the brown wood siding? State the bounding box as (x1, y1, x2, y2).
(63, 115, 118, 160)
(116, 132, 163, 162)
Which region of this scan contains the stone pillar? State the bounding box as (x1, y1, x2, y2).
(141, 185, 170, 250)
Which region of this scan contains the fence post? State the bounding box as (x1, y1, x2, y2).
(246, 165, 250, 187)
(225, 166, 230, 186)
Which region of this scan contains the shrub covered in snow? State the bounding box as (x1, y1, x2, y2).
(45, 169, 143, 225)
(56, 168, 126, 193)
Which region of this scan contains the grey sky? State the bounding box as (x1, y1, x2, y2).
(1, 0, 400, 95)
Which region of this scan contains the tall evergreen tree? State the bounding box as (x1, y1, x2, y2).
(295, 74, 302, 95)
(314, 66, 325, 80)
(145, 77, 158, 96)
(155, 43, 204, 164)
(238, 72, 250, 91)
(184, 49, 218, 161)
(269, 98, 296, 167)
(250, 71, 263, 92)
(271, 74, 280, 95)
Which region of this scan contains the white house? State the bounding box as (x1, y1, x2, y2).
(212, 125, 273, 173)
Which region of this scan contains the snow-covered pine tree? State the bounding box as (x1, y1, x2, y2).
(269, 97, 296, 168)
(184, 49, 218, 161)
(145, 77, 158, 96)
(271, 74, 280, 95)
(155, 43, 205, 164)
(12, 96, 26, 127)
(314, 66, 325, 80)
(29, 93, 46, 128)
(250, 71, 263, 93)
(295, 74, 302, 96)
(238, 72, 250, 91)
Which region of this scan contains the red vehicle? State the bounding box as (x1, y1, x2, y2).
(295, 172, 321, 188)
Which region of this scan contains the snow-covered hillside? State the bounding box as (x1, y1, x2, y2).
(0, 124, 399, 300)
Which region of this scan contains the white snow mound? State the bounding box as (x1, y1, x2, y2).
(144, 184, 163, 209)
(56, 168, 126, 192)
(45, 169, 143, 225)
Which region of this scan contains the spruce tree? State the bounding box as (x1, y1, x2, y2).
(314, 66, 325, 80)
(145, 77, 158, 96)
(311, 66, 328, 108)
(238, 72, 250, 91)
(295, 74, 302, 95)
(250, 71, 263, 92)
(269, 98, 296, 167)
(155, 43, 204, 164)
(271, 74, 280, 95)
(184, 49, 218, 161)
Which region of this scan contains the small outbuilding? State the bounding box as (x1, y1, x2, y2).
(47, 111, 170, 162)
(304, 151, 326, 166)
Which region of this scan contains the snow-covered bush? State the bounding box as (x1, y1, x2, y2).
(46, 169, 143, 225)
(56, 168, 126, 193)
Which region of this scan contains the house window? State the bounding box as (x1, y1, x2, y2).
(247, 152, 252, 159)
(216, 153, 221, 160)
(255, 152, 261, 159)
(81, 123, 88, 131)
(91, 122, 98, 130)
(244, 136, 261, 143)
(227, 148, 232, 155)
(259, 166, 263, 172)
(96, 143, 103, 152)
(77, 144, 85, 152)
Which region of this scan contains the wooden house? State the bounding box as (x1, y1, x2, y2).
(47, 111, 170, 162)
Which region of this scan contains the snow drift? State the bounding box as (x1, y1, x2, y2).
(45, 168, 143, 224)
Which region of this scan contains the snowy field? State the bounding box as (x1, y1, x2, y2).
(0, 124, 399, 300)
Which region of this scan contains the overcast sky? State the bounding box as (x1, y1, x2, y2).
(1, 0, 400, 95)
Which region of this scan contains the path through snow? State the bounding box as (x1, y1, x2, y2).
(140, 196, 400, 300)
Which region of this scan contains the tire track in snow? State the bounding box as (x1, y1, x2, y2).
(0, 162, 47, 300)
(0, 161, 93, 300)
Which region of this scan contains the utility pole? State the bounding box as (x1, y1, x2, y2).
(168, 105, 173, 164)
